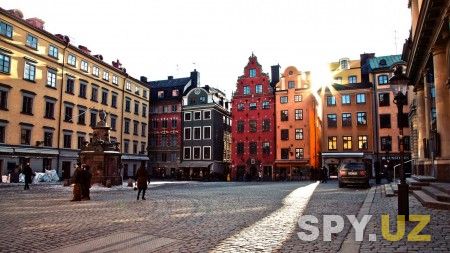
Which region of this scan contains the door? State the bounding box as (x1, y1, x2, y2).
(62, 161, 71, 180)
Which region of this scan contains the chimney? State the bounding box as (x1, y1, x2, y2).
(7, 9, 24, 19)
(25, 18, 45, 29)
(78, 45, 91, 55)
(270, 65, 280, 86)
(140, 76, 148, 83)
(360, 53, 375, 84)
(112, 59, 122, 69)
(93, 54, 103, 61)
(55, 34, 70, 44)
(168, 76, 173, 80)
(190, 69, 200, 87)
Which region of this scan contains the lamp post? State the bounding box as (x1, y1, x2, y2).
(389, 65, 409, 221)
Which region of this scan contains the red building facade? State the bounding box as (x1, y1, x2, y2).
(231, 54, 276, 181)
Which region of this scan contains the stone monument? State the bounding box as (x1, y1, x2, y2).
(79, 110, 122, 186)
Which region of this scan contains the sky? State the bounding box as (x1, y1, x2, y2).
(2, 0, 411, 96)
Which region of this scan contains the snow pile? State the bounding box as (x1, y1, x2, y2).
(19, 170, 60, 183)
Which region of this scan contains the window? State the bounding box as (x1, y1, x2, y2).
(134, 101, 139, 115)
(403, 136, 411, 151)
(0, 125, 4, 143)
(249, 103, 257, 110)
(356, 93, 366, 104)
(111, 93, 117, 108)
(243, 86, 250, 95)
(47, 45, 58, 59)
(47, 69, 57, 88)
(255, 84, 263, 94)
(184, 147, 191, 160)
(342, 113, 352, 127)
(280, 96, 288, 104)
(77, 82, 87, 98)
(143, 90, 148, 98)
(91, 86, 98, 102)
(142, 104, 147, 118)
(348, 75, 357, 84)
(358, 136, 368, 150)
(203, 126, 211, 139)
(0, 21, 13, 38)
(161, 135, 167, 147)
(22, 95, 33, 115)
(103, 71, 109, 81)
(194, 111, 201, 120)
(193, 147, 201, 160)
(67, 54, 76, 66)
(44, 101, 55, 119)
(340, 59, 349, 69)
(327, 96, 336, 106)
(294, 95, 302, 102)
(295, 148, 304, 159)
(288, 81, 295, 89)
(123, 141, 129, 153)
(172, 89, 179, 97)
(134, 86, 140, 95)
(249, 68, 256, 77)
(21, 128, 31, 145)
(184, 128, 191, 140)
(342, 95, 351, 105)
(123, 119, 130, 133)
(92, 66, 99, 76)
(328, 136, 337, 150)
(101, 90, 108, 105)
(262, 101, 270, 109)
(0, 89, 7, 110)
(171, 119, 177, 128)
(249, 142, 257, 155)
(126, 82, 132, 91)
(380, 114, 391, 128)
(90, 112, 98, 127)
(203, 110, 211, 120)
(141, 123, 147, 136)
(162, 119, 168, 128)
(281, 129, 289, 140)
(0, 53, 11, 73)
(357, 112, 367, 125)
(66, 76, 74, 94)
(125, 98, 131, 112)
(295, 128, 303, 140)
(237, 103, 244, 111)
(327, 114, 337, 127)
(203, 147, 211, 160)
(63, 133, 72, 148)
(80, 60, 88, 72)
(262, 119, 270, 132)
(24, 62, 36, 81)
(172, 105, 178, 112)
(133, 142, 138, 154)
(378, 75, 388, 85)
(237, 142, 244, 155)
(281, 110, 289, 121)
(379, 93, 390, 107)
(107, 116, 116, 131)
(184, 112, 191, 121)
(249, 120, 257, 132)
(281, 149, 289, 159)
(343, 136, 352, 150)
(26, 34, 38, 49)
(295, 109, 303, 120)
(133, 121, 139, 135)
(381, 136, 392, 151)
(64, 105, 73, 122)
(77, 136, 85, 149)
(77, 108, 85, 125)
(262, 142, 270, 154)
(193, 127, 201, 140)
(43, 132, 53, 147)
(112, 75, 118, 85)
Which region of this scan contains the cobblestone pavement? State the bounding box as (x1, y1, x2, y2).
(360, 185, 450, 253)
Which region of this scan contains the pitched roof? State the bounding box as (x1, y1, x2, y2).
(149, 77, 191, 88)
(368, 55, 403, 70)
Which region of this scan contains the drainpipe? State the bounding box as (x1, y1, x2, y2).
(120, 75, 128, 177)
(372, 72, 380, 178)
(56, 38, 70, 176)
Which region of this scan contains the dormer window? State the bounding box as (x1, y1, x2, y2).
(379, 59, 387, 66)
(339, 58, 349, 70)
(172, 89, 179, 97)
(158, 91, 164, 98)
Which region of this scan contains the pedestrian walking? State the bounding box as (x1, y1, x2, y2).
(71, 164, 83, 201)
(136, 166, 149, 200)
(321, 166, 328, 183)
(81, 164, 92, 200)
(23, 163, 34, 190)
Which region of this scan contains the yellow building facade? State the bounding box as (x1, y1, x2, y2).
(0, 8, 149, 180)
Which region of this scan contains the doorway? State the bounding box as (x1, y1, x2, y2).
(62, 161, 71, 180)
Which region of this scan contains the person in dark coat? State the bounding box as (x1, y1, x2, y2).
(81, 164, 92, 200)
(71, 164, 83, 201)
(321, 166, 328, 183)
(23, 163, 33, 190)
(136, 166, 149, 200)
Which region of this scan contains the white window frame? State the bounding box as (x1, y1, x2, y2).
(193, 146, 201, 160)
(126, 81, 132, 91)
(48, 45, 58, 59)
(193, 127, 201, 140)
(193, 111, 201, 121)
(46, 69, 57, 87)
(80, 60, 88, 72)
(103, 71, 109, 81)
(203, 126, 211, 140)
(184, 112, 192, 121)
(203, 146, 211, 160)
(203, 110, 211, 120)
(112, 75, 118, 85)
(92, 66, 99, 76)
(24, 61, 36, 81)
(294, 95, 302, 102)
(184, 146, 191, 160)
(184, 127, 191, 140)
(255, 84, 262, 94)
(68, 54, 76, 66)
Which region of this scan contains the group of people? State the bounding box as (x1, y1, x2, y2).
(71, 163, 92, 201)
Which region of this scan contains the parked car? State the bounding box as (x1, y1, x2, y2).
(338, 162, 370, 188)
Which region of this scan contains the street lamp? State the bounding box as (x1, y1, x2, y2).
(389, 65, 409, 221)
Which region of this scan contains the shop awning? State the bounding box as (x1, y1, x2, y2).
(0, 146, 59, 157)
(121, 155, 149, 161)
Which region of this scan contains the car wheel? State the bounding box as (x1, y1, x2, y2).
(338, 181, 344, 188)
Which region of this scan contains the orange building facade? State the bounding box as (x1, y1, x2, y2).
(274, 66, 320, 180)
